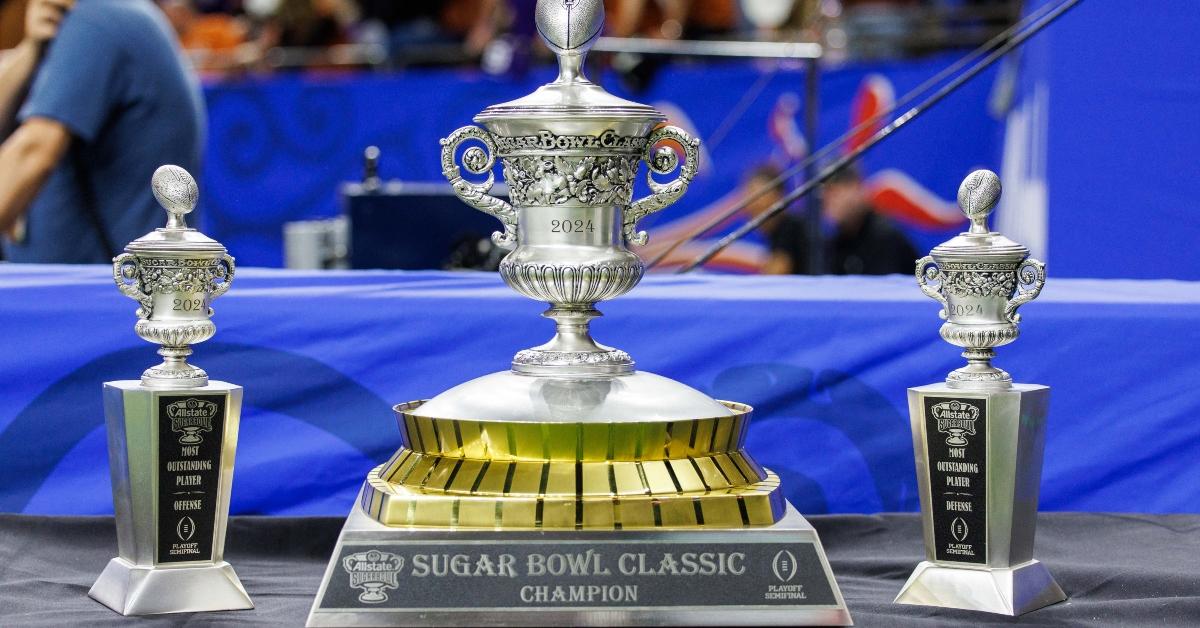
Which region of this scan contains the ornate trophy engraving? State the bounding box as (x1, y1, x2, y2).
(89, 166, 252, 616)
(308, 2, 849, 625)
(895, 170, 1065, 615)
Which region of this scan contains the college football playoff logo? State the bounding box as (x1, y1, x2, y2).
(931, 400, 979, 447)
(343, 550, 404, 603)
(166, 399, 218, 445)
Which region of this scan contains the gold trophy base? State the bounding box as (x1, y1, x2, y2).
(360, 401, 785, 530)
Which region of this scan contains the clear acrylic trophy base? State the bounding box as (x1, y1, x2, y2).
(895, 559, 1065, 616)
(89, 557, 252, 616)
(306, 498, 851, 627)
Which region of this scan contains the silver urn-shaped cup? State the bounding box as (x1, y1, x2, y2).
(441, 0, 699, 376)
(915, 170, 1045, 388)
(113, 166, 235, 388)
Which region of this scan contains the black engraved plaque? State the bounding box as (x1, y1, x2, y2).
(318, 540, 838, 611)
(156, 394, 226, 564)
(924, 396, 987, 564)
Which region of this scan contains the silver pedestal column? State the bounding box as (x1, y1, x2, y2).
(895, 170, 1065, 615)
(89, 166, 252, 615)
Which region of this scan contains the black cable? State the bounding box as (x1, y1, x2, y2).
(675, 0, 1082, 274)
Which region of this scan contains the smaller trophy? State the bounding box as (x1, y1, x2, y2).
(895, 170, 1065, 615)
(89, 166, 253, 615)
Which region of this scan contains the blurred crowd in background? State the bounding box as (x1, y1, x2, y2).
(1, 0, 1021, 78)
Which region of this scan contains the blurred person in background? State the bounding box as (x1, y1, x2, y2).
(819, 164, 916, 275)
(0, 0, 204, 263)
(355, 0, 510, 68)
(606, 0, 738, 40)
(160, 0, 251, 73)
(259, 0, 352, 48)
(605, 0, 738, 92)
(742, 163, 917, 275)
(741, 163, 810, 275)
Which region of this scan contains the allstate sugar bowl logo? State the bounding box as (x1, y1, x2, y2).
(343, 550, 404, 603)
(166, 398, 218, 445)
(931, 400, 979, 447)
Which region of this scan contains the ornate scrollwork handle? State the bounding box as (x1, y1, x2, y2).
(210, 253, 236, 300)
(916, 256, 949, 320)
(625, 125, 701, 246)
(1004, 257, 1046, 324)
(113, 253, 153, 318)
(440, 125, 518, 248)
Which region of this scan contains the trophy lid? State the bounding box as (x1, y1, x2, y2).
(125, 165, 227, 256)
(474, 0, 665, 126)
(930, 170, 1028, 263)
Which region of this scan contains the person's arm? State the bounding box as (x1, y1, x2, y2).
(0, 41, 40, 134)
(0, 0, 74, 135)
(0, 116, 70, 234)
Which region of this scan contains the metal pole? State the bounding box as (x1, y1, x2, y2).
(803, 56, 823, 275)
(592, 37, 822, 60)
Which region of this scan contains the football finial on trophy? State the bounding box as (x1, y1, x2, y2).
(957, 168, 1002, 234)
(113, 166, 234, 388)
(152, 164, 201, 229)
(915, 169, 1046, 389)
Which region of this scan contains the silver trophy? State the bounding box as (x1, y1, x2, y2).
(895, 170, 1065, 615)
(89, 166, 253, 615)
(307, 1, 849, 625)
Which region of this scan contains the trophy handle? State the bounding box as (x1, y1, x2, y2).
(915, 256, 949, 320)
(210, 253, 236, 305)
(440, 125, 518, 248)
(113, 253, 153, 317)
(1004, 257, 1046, 323)
(625, 125, 701, 246)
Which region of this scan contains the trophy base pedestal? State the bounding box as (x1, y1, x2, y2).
(89, 557, 253, 616)
(895, 559, 1065, 616)
(307, 499, 851, 627)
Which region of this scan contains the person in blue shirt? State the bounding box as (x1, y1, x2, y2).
(0, 0, 204, 263)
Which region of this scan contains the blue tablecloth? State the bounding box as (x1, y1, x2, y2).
(1, 266, 1197, 516)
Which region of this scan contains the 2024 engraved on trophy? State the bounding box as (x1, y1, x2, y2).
(307, 1, 850, 625)
(88, 166, 253, 616)
(895, 170, 1066, 615)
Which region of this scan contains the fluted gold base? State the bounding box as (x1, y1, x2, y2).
(360, 401, 785, 529)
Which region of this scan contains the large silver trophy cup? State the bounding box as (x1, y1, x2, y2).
(89, 166, 252, 616)
(895, 170, 1065, 615)
(307, 1, 849, 625)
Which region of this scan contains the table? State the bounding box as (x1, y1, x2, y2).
(0, 513, 1196, 626)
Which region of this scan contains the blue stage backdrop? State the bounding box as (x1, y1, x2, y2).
(198, 54, 1004, 271)
(1, 267, 1198, 517)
